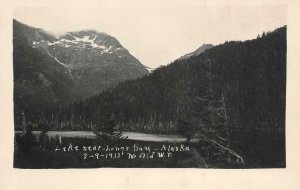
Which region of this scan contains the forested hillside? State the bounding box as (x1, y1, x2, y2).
(16, 26, 286, 135)
(13, 31, 75, 124)
(15, 26, 286, 168)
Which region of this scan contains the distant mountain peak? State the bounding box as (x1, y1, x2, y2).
(179, 43, 213, 60)
(195, 43, 213, 51)
(53, 32, 123, 51)
(26, 27, 125, 54)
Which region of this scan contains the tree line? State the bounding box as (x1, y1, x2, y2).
(15, 26, 286, 136)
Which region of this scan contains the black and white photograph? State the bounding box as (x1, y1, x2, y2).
(11, 2, 288, 169)
(2, 0, 300, 189)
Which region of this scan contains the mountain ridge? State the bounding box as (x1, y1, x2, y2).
(13, 19, 148, 99)
(13, 19, 149, 123)
(179, 43, 213, 60)
(51, 26, 286, 133)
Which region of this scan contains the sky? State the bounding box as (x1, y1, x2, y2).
(13, 0, 287, 68)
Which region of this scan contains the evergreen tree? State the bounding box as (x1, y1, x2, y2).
(92, 113, 124, 143)
(16, 122, 36, 155)
(190, 58, 244, 165)
(38, 122, 50, 150)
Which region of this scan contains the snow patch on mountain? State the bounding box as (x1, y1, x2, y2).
(47, 41, 60, 46)
(66, 33, 107, 49)
(32, 31, 126, 56)
(53, 57, 73, 79)
(44, 50, 74, 79)
(54, 57, 67, 67)
(145, 66, 155, 73)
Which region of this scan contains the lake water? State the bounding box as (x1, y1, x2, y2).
(15, 131, 195, 143)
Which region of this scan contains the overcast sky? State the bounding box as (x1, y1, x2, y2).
(14, 1, 286, 68)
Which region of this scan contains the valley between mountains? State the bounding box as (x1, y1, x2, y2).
(13, 20, 286, 168)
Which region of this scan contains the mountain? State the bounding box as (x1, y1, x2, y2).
(14, 25, 286, 168)
(50, 26, 286, 133)
(13, 20, 148, 98)
(179, 44, 213, 60)
(13, 19, 148, 123)
(143, 44, 213, 74)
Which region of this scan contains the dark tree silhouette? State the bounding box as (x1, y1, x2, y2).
(92, 113, 123, 143)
